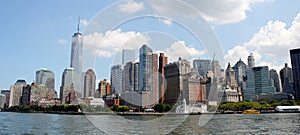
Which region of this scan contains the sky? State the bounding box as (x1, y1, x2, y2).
(1, 0, 300, 95)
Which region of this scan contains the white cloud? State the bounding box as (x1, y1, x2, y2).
(165, 41, 205, 60)
(150, 0, 266, 25)
(80, 19, 88, 27)
(159, 18, 173, 26)
(57, 39, 68, 45)
(118, 0, 144, 14)
(225, 13, 300, 71)
(83, 29, 150, 57)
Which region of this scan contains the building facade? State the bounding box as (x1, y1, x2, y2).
(248, 53, 255, 68)
(280, 63, 294, 96)
(84, 69, 96, 98)
(193, 59, 212, 77)
(98, 79, 111, 97)
(1, 90, 10, 108)
(159, 53, 168, 103)
(233, 58, 247, 86)
(70, 20, 83, 97)
(9, 80, 27, 107)
(110, 64, 123, 94)
(35, 68, 55, 89)
(225, 63, 237, 89)
(244, 66, 276, 101)
(269, 69, 281, 92)
(290, 48, 300, 101)
(60, 68, 77, 104)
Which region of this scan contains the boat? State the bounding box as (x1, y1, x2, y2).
(243, 109, 260, 114)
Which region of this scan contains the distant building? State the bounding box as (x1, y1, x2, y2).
(247, 53, 255, 68)
(244, 66, 276, 101)
(110, 65, 123, 94)
(36, 68, 55, 89)
(290, 48, 300, 101)
(269, 69, 281, 92)
(122, 62, 139, 92)
(1, 90, 10, 108)
(84, 69, 96, 98)
(225, 63, 237, 89)
(193, 59, 212, 77)
(20, 83, 55, 106)
(0, 94, 6, 108)
(70, 19, 83, 98)
(122, 49, 135, 65)
(9, 79, 27, 107)
(159, 53, 168, 103)
(280, 63, 294, 96)
(212, 60, 222, 78)
(164, 57, 191, 105)
(183, 71, 207, 104)
(218, 86, 240, 102)
(60, 68, 78, 104)
(255, 92, 294, 101)
(233, 58, 247, 86)
(98, 79, 111, 97)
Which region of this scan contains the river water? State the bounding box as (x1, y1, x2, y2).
(0, 112, 299, 134)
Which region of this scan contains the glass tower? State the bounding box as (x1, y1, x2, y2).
(290, 48, 300, 101)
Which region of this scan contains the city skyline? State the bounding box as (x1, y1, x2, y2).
(1, 0, 300, 94)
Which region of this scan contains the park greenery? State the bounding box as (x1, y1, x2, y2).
(152, 103, 173, 112)
(217, 100, 300, 111)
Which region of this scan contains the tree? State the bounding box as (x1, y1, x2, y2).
(153, 103, 165, 113)
(164, 104, 172, 112)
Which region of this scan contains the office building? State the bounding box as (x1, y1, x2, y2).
(36, 68, 55, 89)
(98, 79, 111, 97)
(84, 69, 96, 98)
(111, 65, 123, 94)
(1, 90, 10, 108)
(193, 59, 212, 77)
(290, 48, 300, 101)
(139, 45, 153, 92)
(60, 68, 77, 104)
(244, 66, 276, 101)
(159, 53, 168, 103)
(122, 62, 139, 92)
(280, 63, 294, 96)
(9, 79, 27, 107)
(212, 60, 222, 78)
(164, 57, 191, 105)
(122, 49, 135, 65)
(0, 94, 6, 109)
(269, 69, 281, 92)
(70, 18, 83, 97)
(233, 58, 247, 86)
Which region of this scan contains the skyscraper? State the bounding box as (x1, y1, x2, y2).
(84, 69, 96, 98)
(244, 66, 276, 101)
(269, 69, 281, 92)
(159, 53, 168, 103)
(122, 49, 135, 65)
(164, 57, 191, 105)
(233, 58, 247, 86)
(9, 79, 27, 107)
(139, 45, 153, 92)
(280, 63, 294, 96)
(60, 68, 77, 104)
(70, 18, 83, 97)
(248, 53, 255, 68)
(111, 65, 123, 94)
(36, 68, 55, 89)
(193, 59, 212, 77)
(290, 48, 300, 101)
(98, 79, 111, 97)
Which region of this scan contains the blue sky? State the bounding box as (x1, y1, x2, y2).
(1, 0, 300, 94)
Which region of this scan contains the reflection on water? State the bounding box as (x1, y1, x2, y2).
(0, 112, 299, 134)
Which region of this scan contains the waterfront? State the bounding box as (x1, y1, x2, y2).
(0, 112, 299, 134)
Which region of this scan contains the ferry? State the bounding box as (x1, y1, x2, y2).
(243, 109, 260, 114)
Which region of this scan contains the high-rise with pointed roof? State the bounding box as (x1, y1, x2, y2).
(70, 17, 83, 97)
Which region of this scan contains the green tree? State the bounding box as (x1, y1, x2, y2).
(164, 104, 172, 112)
(153, 103, 165, 113)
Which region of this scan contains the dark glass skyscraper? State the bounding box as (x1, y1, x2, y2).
(280, 63, 294, 96)
(290, 48, 300, 101)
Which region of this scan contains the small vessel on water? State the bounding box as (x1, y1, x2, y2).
(243, 109, 260, 114)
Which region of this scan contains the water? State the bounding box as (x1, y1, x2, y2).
(0, 112, 299, 134)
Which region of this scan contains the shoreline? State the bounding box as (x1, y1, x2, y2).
(1, 111, 299, 115)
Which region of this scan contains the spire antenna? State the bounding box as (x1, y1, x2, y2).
(77, 16, 80, 33)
